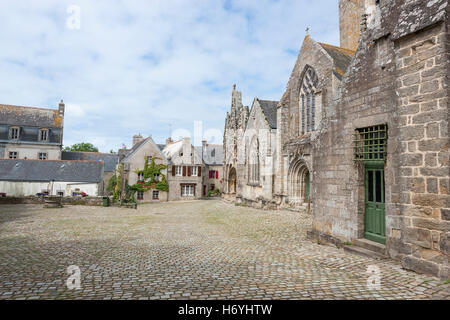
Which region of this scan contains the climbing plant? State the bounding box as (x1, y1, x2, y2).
(129, 157, 169, 202)
(112, 163, 124, 203)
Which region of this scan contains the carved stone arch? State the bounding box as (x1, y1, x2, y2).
(287, 157, 311, 206)
(298, 65, 321, 134)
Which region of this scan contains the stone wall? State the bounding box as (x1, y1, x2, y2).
(0, 196, 104, 206)
(392, 20, 449, 279)
(308, 0, 449, 279)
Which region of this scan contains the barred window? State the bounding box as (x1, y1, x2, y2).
(354, 124, 387, 162)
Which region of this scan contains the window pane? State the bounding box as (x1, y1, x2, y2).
(368, 171, 374, 202)
(376, 171, 382, 203)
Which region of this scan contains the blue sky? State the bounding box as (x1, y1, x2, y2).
(0, 0, 340, 152)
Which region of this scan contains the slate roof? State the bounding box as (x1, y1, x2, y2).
(318, 43, 355, 79)
(0, 159, 104, 183)
(61, 151, 118, 172)
(258, 100, 279, 129)
(0, 104, 63, 128)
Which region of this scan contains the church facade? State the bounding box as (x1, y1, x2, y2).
(223, 86, 279, 208)
(223, 0, 449, 279)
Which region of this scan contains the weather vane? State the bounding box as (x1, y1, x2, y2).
(306, 27, 310, 35)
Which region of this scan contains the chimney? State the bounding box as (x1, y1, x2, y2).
(339, 0, 366, 51)
(166, 137, 173, 145)
(58, 99, 65, 117)
(202, 139, 207, 161)
(182, 137, 191, 160)
(132, 133, 143, 147)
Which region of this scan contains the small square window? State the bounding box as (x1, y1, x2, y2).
(137, 191, 144, 200)
(9, 151, 18, 159)
(152, 190, 159, 200)
(38, 152, 48, 160)
(57, 191, 64, 197)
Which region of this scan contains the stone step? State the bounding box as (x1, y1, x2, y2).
(343, 245, 387, 260)
(353, 238, 386, 255)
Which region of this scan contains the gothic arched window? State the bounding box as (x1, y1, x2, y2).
(248, 136, 260, 185)
(300, 67, 319, 133)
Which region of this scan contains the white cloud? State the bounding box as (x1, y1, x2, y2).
(0, 0, 340, 152)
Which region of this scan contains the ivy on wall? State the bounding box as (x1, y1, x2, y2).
(128, 157, 169, 202)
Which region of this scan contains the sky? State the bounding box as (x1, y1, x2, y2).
(0, 0, 340, 152)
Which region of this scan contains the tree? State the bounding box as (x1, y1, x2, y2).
(64, 142, 99, 152)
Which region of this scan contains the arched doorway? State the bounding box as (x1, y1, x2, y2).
(288, 160, 310, 206)
(228, 167, 237, 194)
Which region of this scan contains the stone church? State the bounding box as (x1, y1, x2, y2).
(224, 0, 449, 279)
(223, 85, 279, 208)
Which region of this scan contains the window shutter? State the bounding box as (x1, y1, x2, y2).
(188, 166, 191, 176)
(198, 166, 202, 177)
(216, 171, 219, 179)
(172, 166, 175, 176)
(183, 166, 186, 176)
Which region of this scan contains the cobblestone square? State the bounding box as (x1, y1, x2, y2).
(0, 200, 448, 300)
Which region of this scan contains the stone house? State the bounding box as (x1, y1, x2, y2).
(120, 135, 223, 202)
(197, 140, 224, 195)
(120, 135, 170, 202)
(0, 100, 65, 160)
(0, 159, 104, 197)
(163, 137, 205, 201)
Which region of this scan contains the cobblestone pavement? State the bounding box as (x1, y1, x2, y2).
(0, 200, 448, 300)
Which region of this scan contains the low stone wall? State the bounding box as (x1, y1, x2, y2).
(0, 196, 104, 206)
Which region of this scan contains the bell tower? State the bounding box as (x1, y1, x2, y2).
(339, 0, 366, 51)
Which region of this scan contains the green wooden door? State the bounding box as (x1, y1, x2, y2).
(364, 165, 386, 244)
(305, 172, 310, 201)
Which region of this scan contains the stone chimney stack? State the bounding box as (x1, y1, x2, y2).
(339, 0, 366, 51)
(58, 99, 65, 117)
(202, 139, 207, 160)
(166, 137, 173, 146)
(132, 133, 144, 147)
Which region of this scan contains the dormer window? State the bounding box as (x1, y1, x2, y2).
(9, 127, 19, 140)
(39, 129, 49, 142)
(137, 172, 144, 181)
(211, 149, 215, 157)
